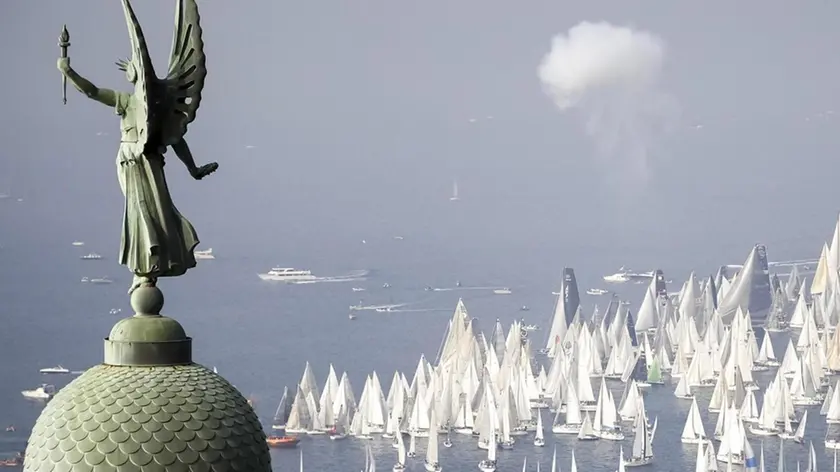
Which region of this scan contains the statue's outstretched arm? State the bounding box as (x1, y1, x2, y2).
(57, 60, 117, 108)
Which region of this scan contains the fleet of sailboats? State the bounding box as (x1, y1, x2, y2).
(274, 214, 840, 471)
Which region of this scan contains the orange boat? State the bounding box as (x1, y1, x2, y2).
(266, 435, 300, 448)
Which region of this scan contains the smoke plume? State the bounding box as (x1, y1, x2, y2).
(538, 22, 677, 185)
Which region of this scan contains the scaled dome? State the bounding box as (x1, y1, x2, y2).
(24, 287, 272, 472)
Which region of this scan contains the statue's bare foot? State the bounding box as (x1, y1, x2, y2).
(128, 275, 156, 295)
(192, 162, 219, 180)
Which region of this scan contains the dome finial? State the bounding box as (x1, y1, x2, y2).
(130, 284, 164, 316)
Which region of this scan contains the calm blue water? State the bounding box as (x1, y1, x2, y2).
(0, 198, 833, 471)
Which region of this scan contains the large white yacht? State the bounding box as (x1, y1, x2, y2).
(258, 267, 318, 282)
(194, 248, 215, 260)
(40, 365, 70, 374)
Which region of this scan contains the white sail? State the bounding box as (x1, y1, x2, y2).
(396, 428, 406, 465)
(425, 406, 440, 469)
(682, 397, 706, 442)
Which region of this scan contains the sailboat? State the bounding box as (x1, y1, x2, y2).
(793, 411, 807, 444)
(443, 428, 453, 449)
(329, 406, 349, 440)
(393, 430, 406, 472)
(367, 444, 377, 472)
(681, 397, 707, 444)
(272, 386, 291, 430)
(407, 434, 417, 458)
(615, 445, 627, 472)
(450, 180, 460, 201)
(425, 407, 442, 472)
(674, 374, 693, 399)
(577, 412, 598, 441)
(625, 416, 654, 466)
(535, 409, 546, 446)
(478, 424, 497, 472)
(807, 441, 817, 472)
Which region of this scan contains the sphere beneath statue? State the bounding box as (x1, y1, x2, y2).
(130, 285, 164, 315)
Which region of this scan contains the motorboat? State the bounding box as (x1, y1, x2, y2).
(80, 252, 102, 260)
(587, 288, 609, 295)
(71, 241, 85, 246)
(493, 288, 512, 295)
(21, 384, 55, 400)
(352, 287, 366, 292)
(258, 267, 317, 282)
(39, 365, 70, 374)
(348, 313, 357, 320)
(266, 435, 299, 448)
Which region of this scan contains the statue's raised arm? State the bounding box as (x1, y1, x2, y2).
(59, 0, 219, 295)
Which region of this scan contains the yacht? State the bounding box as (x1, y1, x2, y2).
(22, 384, 56, 400)
(81, 276, 113, 284)
(80, 252, 103, 260)
(258, 267, 317, 282)
(493, 288, 512, 295)
(39, 365, 70, 374)
(194, 248, 215, 260)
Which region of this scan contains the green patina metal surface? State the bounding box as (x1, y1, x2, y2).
(24, 364, 271, 471)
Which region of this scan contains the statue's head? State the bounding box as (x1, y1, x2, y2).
(115, 58, 137, 84)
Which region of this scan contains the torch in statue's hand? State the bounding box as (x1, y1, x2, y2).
(58, 25, 70, 105)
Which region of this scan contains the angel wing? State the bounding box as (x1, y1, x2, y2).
(158, 0, 207, 147)
(120, 0, 158, 152)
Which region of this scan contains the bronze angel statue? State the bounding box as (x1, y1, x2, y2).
(57, 0, 217, 294)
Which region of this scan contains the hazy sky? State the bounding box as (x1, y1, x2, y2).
(2, 1, 839, 278)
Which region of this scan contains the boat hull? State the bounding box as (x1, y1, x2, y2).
(478, 460, 497, 472)
(597, 430, 625, 441)
(424, 461, 442, 472)
(625, 457, 654, 467)
(553, 424, 581, 434)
